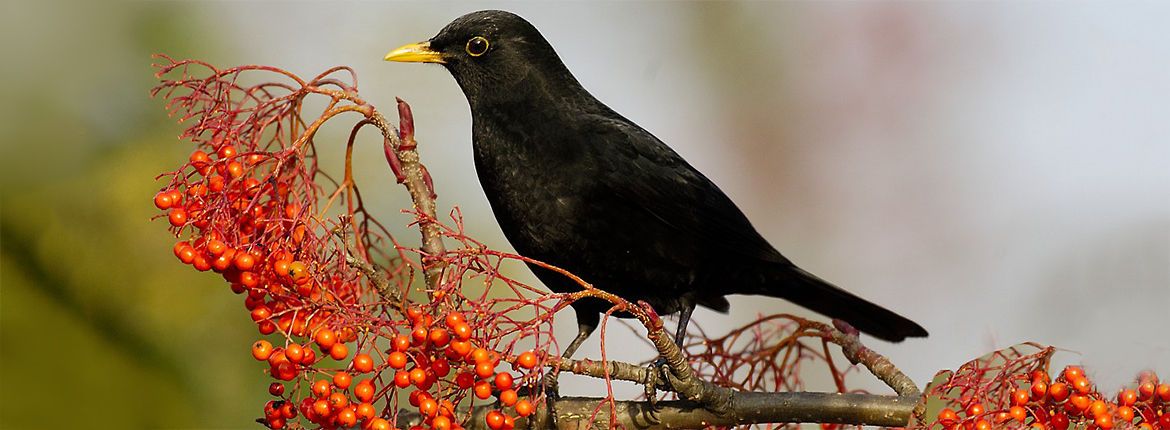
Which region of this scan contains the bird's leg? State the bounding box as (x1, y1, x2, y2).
(673, 303, 694, 349)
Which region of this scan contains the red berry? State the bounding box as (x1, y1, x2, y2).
(154, 191, 174, 209)
(1049, 382, 1070, 402)
(495, 372, 514, 391)
(428, 328, 450, 348)
(268, 382, 284, 397)
(1031, 380, 1048, 401)
(1156, 383, 1170, 401)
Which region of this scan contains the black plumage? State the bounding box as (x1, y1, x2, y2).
(386, 10, 927, 358)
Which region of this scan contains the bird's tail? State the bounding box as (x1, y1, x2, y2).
(756, 266, 928, 342)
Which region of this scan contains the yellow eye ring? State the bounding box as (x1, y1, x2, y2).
(466, 36, 489, 57)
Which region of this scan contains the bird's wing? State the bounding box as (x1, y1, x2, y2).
(585, 115, 790, 265)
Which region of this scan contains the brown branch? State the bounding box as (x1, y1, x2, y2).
(397, 393, 916, 429)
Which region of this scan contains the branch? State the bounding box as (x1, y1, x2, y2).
(397, 393, 915, 429)
(366, 99, 448, 290)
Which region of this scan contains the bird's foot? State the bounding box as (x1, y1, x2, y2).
(539, 369, 561, 400)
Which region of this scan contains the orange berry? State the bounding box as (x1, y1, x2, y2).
(966, 403, 985, 417)
(388, 351, 408, 369)
(329, 342, 348, 360)
(368, 418, 391, 430)
(1095, 413, 1114, 429)
(1031, 380, 1048, 401)
(938, 408, 958, 425)
(312, 379, 332, 398)
(486, 410, 505, 430)
(516, 351, 538, 370)
(474, 381, 493, 399)
(314, 328, 337, 349)
(1009, 406, 1027, 422)
(311, 399, 330, 417)
(406, 306, 424, 323)
(476, 361, 496, 378)
(1157, 383, 1170, 401)
(495, 372, 514, 391)
(355, 402, 375, 420)
(419, 398, 438, 417)
(285, 344, 304, 364)
(1067, 394, 1090, 413)
(409, 368, 428, 387)
(336, 407, 357, 427)
(333, 372, 352, 389)
(394, 370, 411, 388)
(252, 340, 274, 361)
(1049, 382, 1070, 402)
(1012, 388, 1030, 406)
(1064, 366, 1084, 381)
(392, 334, 411, 352)
(433, 415, 452, 430)
(328, 392, 349, 410)
(354, 380, 375, 403)
(449, 340, 472, 358)
(445, 312, 465, 327)
(974, 419, 990, 430)
(154, 191, 174, 209)
(499, 389, 517, 406)
(429, 328, 451, 348)
(1072, 377, 1092, 395)
(453, 323, 472, 341)
(471, 348, 491, 364)
(515, 399, 534, 417)
(168, 208, 188, 226)
(1118, 405, 1134, 422)
(352, 353, 374, 373)
(1138, 382, 1155, 399)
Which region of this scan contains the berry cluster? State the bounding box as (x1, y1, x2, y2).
(151, 57, 554, 430)
(934, 367, 1168, 430)
(246, 309, 541, 429)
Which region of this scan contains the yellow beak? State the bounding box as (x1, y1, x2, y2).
(384, 41, 445, 64)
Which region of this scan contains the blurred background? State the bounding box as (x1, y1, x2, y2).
(2, 1, 1167, 428)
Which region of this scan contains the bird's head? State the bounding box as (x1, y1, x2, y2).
(385, 10, 581, 107)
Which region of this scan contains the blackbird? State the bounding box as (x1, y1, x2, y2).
(386, 10, 927, 358)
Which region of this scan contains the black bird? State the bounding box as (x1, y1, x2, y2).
(386, 10, 927, 358)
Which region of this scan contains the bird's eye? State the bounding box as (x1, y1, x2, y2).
(466, 36, 489, 57)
